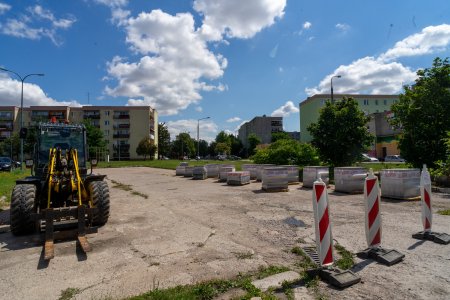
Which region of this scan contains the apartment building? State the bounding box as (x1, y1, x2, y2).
(299, 94, 399, 142)
(0, 105, 158, 160)
(238, 115, 283, 148)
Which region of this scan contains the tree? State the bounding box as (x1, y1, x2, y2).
(230, 135, 244, 156)
(215, 131, 231, 145)
(83, 120, 107, 159)
(136, 137, 157, 160)
(198, 139, 209, 157)
(157, 123, 171, 158)
(271, 132, 292, 143)
(308, 97, 373, 166)
(252, 139, 320, 166)
(390, 57, 450, 168)
(215, 142, 230, 155)
(172, 132, 195, 158)
(0, 133, 20, 160)
(247, 133, 261, 156)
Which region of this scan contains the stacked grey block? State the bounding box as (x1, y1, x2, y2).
(227, 171, 251, 185)
(242, 164, 258, 180)
(184, 166, 194, 177)
(193, 166, 207, 180)
(281, 165, 299, 184)
(303, 166, 329, 188)
(205, 164, 220, 178)
(218, 165, 235, 182)
(262, 167, 289, 191)
(176, 162, 189, 176)
(381, 169, 420, 199)
(256, 164, 275, 181)
(334, 167, 367, 193)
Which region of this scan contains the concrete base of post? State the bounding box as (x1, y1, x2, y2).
(357, 247, 404, 266)
(412, 231, 450, 245)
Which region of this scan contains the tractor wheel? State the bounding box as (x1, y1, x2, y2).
(10, 184, 37, 235)
(89, 181, 110, 226)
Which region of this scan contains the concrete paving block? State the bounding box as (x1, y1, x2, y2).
(293, 286, 314, 300)
(251, 271, 300, 292)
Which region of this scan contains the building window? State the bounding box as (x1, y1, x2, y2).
(384, 99, 388, 105)
(320, 99, 325, 105)
(104, 120, 109, 126)
(363, 99, 369, 105)
(104, 130, 109, 136)
(104, 110, 110, 116)
(375, 100, 379, 105)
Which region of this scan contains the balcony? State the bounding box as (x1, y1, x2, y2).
(113, 114, 130, 119)
(113, 133, 130, 138)
(113, 123, 130, 129)
(0, 113, 13, 121)
(83, 114, 101, 119)
(113, 144, 130, 150)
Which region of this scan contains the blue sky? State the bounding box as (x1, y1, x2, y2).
(1, 0, 449, 142)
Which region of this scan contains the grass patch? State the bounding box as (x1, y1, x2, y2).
(131, 190, 149, 199)
(58, 287, 80, 300)
(0, 169, 30, 204)
(126, 265, 292, 300)
(96, 159, 248, 171)
(334, 243, 355, 270)
(437, 209, 450, 216)
(110, 179, 132, 191)
(233, 251, 254, 260)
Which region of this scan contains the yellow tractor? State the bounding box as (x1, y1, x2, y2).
(10, 122, 110, 260)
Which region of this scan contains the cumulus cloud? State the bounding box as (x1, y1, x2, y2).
(336, 23, 350, 32)
(269, 44, 279, 58)
(0, 2, 11, 15)
(195, 106, 203, 112)
(234, 120, 249, 133)
(194, 0, 286, 40)
(166, 119, 218, 142)
(305, 57, 416, 95)
(93, 0, 130, 25)
(226, 117, 241, 123)
(380, 24, 450, 61)
(0, 75, 81, 107)
(105, 10, 228, 115)
(303, 21, 312, 29)
(0, 4, 76, 45)
(305, 24, 450, 96)
(271, 101, 299, 117)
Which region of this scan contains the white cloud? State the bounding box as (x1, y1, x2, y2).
(303, 21, 312, 29)
(226, 117, 241, 123)
(271, 101, 299, 117)
(0, 75, 81, 107)
(195, 106, 203, 112)
(93, 0, 128, 8)
(194, 0, 286, 40)
(269, 44, 279, 58)
(305, 56, 416, 95)
(336, 23, 350, 32)
(234, 120, 249, 133)
(380, 24, 450, 61)
(166, 119, 218, 142)
(0, 4, 75, 45)
(305, 24, 450, 96)
(0, 2, 11, 15)
(104, 10, 227, 116)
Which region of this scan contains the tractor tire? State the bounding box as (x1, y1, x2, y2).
(10, 184, 37, 235)
(89, 181, 110, 226)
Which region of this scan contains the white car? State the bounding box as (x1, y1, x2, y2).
(362, 154, 379, 162)
(384, 155, 405, 162)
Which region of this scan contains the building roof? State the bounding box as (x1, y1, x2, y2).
(300, 94, 399, 107)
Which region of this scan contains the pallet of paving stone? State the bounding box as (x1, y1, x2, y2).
(175, 166, 186, 176)
(218, 165, 235, 182)
(262, 167, 289, 191)
(184, 166, 194, 177)
(242, 164, 258, 180)
(205, 164, 220, 178)
(281, 165, 300, 184)
(227, 171, 251, 185)
(255, 164, 275, 181)
(193, 166, 207, 180)
(179, 162, 189, 167)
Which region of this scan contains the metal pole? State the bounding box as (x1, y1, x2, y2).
(196, 117, 210, 159)
(330, 75, 341, 103)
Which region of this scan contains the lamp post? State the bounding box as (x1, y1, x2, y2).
(197, 117, 210, 159)
(0, 67, 44, 170)
(330, 75, 341, 103)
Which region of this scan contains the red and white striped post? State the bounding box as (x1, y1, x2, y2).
(312, 177, 334, 267)
(420, 164, 432, 232)
(364, 169, 382, 248)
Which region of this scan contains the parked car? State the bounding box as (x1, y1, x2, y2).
(362, 154, 379, 162)
(0, 157, 19, 171)
(384, 155, 406, 162)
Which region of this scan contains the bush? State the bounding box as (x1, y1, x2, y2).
(251, 139, 320, 166)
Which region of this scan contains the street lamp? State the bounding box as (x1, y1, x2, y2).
(197, 117, 210, 159)
(330, 75, 341, 103)
(0, 67, 45, 170)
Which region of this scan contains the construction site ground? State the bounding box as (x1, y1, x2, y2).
(1, 167, 449, 300)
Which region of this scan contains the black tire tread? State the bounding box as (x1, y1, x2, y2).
(10, 184, 36, 235)
(89, 181, 110, 226)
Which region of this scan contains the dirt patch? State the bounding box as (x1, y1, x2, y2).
(0, 167, 449, 299)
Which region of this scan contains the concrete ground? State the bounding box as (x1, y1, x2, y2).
(0, 167, 449, 300)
